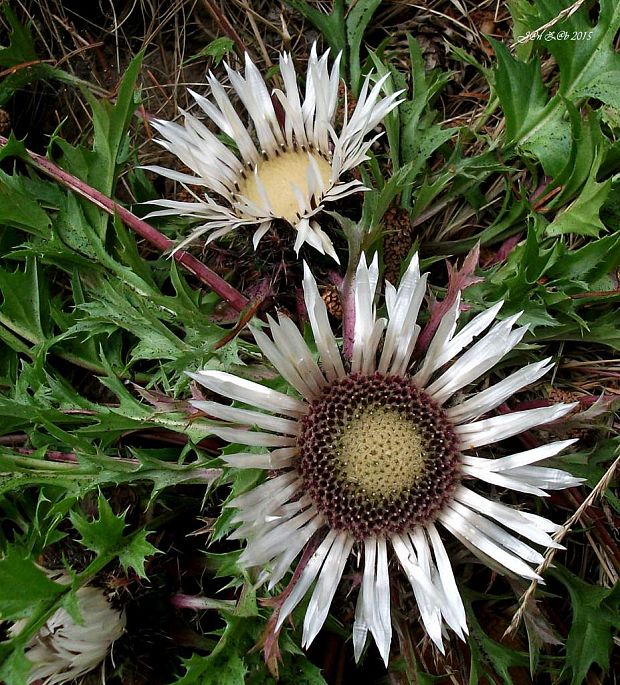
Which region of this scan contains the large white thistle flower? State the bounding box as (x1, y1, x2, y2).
(10, 574, 126, 685)
(189, 254, 581, 664)
(143, 47, 402, 262)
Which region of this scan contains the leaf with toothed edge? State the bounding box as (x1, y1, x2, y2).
(551, 565, 620, 685)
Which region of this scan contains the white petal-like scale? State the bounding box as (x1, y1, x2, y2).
(352, 253, 381, 373)
(448, 500, 545, 565)
(447, 358, 554, 424)
(267, 516, 325, 589)
(190, 252, 580, 666)
(240, 506, 318, 567)
(426, 523, 468, 637)
(205, 425, 295, 447)
(252, 326, 320, 401)
(353, 537, 394, 663)
(379, 255, 427, 374)
(191, 400, 299, 435)
(302, 262, 346, 381)
(454, 486, 563, 549)
(276, 531, 338, 631)
(462, 438, 578, 472)
(413, 294, 461, 387)
(373, 538, 393, 665)
(220, 449, 296, 470)
(439, 506, 543, 581)
(188, 370, 306, 417)
(461, 464, 551, 497)
(457, 403, 578, 448)
(227, 472, 299, 512)
(425, 316, 528, 404)
(271, 314, 327, 394)
(302, 532, 354, 647)
(391, 533, 445, 651)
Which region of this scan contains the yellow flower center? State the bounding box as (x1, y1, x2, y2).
(336, 408, 428, 500)
(298, 372, 461, 539)
(239, 151, 332, 222)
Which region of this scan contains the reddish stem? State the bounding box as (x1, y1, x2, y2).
(0, 135, 249, 312)
(170, 594, 235, 610)
(341, 275, 355, 361)
(202, 0, 249, 57)
(17, 447, 79, 463)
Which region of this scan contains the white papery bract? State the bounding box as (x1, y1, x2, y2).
(10, 574, 126, 685)
(143, 47, 402, 262)
(190, 254, 581, 665)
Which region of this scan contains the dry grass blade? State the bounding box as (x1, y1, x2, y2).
(505, 449, 620, 638)
(511, 0, 588, 46)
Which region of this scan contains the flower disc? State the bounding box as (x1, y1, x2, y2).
(297, 372, 462, 538)
(238, 150, 332, 222)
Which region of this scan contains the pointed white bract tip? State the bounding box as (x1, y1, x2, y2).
(352, 627, 367, 663)
(434, 639, 446, 656)
(378, 643, 391, 666)
(355, 252, 369, 277)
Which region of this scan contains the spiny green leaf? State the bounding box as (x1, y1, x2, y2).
(54, 191, 101, 259)
(0, 6, 69, 108)
(0, 170, 52, 237)
(577, 69, 620, 111)
(184, 37, 235, 66)
(547, 230, 620, 287)
(0, 133, 26, 162)
(346, 0, 382, 91)
(548, 109, 605, 206)
(518, 0, 620, 104)
(80, 51, 143, 198)
(284, 0, 346, 66)
(491, 39, 569, 175)
(0, 257, 51, 343)
(551, 565, 620, 685)
(70, 492, 126, 555)
(464, 595, 529, 685)
(169, 613, 327, 685)
(546, 150, 611, 237)
(171, 651, 247, 685)
(278, 660, 327, 685)
(117, 528, 158, 578)
(0, 546, 65, 620)
(0, 645, 32, 685)
(0, 6, 38, 66)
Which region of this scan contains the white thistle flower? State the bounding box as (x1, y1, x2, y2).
(190, 254, 582, 664)
(10, 574, 126, 685)
(143, 47, 402, 262)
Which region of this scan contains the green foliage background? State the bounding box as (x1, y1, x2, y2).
(0, 1, 618, 683)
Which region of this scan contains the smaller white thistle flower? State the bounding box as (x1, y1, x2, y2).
(10, 574, 126, 685)
(143, 46, 403, 262)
